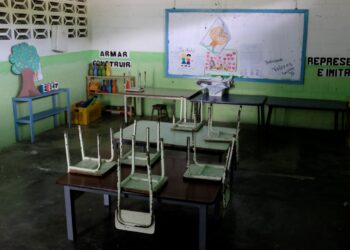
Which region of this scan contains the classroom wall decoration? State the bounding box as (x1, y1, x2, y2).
(308, 57, 350, 77)
(92, 50, 132, 68)
(166, 9, 309, 84)
(9, 42, 42, 97)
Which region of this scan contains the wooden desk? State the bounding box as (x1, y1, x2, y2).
(266, 97, 348, 130)
(56, 150, 222, 250)
(190, 93, 267, 126)
(123, 87, 199, 123)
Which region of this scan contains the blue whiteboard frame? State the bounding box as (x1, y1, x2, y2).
(165, 8, 309, 84)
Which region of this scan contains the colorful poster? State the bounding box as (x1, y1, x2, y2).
(200, 17, 231, 55)
(168, 47, 205, 75)
(204, 50, 237, 76)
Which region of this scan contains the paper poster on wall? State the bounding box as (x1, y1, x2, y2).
(168, 47, 205, 75)
(238, 44, 264, 78)
(204, 49, 237, 76)
(200, 17, 231, 55)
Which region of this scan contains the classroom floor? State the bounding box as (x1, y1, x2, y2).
(1, 115, 350, 250)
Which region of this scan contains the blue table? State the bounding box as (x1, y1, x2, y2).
(12, 88, 71, 143)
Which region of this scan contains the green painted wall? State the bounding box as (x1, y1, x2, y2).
(95, 50, 349, 129)
(0, 49, 348, 150)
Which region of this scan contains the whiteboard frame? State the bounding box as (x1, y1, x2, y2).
(165, 8, 309, 84)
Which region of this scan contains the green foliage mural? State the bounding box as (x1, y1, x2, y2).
(9, 42, 40, 75)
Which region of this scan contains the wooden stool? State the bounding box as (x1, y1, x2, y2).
(151, 104, 169, 121)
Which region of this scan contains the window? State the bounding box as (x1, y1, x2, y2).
(0, 0, 88, 41)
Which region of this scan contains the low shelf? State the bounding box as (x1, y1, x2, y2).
(12, 88, 71, 143)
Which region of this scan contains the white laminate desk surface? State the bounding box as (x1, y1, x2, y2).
(114, 121, 236, 151)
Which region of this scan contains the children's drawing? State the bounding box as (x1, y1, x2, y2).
(200, 17, 231, 55)
(204, 50, 237, 76)
(180, 50, 192, 68)
(169, 47, 205, 76)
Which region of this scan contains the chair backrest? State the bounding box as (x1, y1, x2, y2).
(116, 151, 154, 229)
(235, 105, 242, 139)
(207, 104, 213, 135)
(234, 105, 242, 165)
(119, 120, 161, 155)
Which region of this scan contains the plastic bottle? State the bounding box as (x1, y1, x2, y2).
(107, 79, 112, 93)
(102, 80, 106, 92)
(101, 63, 106, 76)
(88, 63, 93, 76)
(106, 62, 111, 76)
(112, 79, 117, 93)
(97, 64, 102, 76)
(93, 63, 98, 76)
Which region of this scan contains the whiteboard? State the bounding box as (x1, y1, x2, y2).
(165, 9, 309, 84)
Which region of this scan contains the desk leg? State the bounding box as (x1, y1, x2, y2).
(334, 111, 339, 131)
(171, 100, 176, 119)
(124, 95, 128, 124)
(266, 106, 273, 128)
(198, 205, 207, 250)
(103, 194, 110, 207)
(64, 186, 76, 241)
(52, 94, 58, 127)
(12, 100, 19, 142)
(257, 106, 261, 126)
(29, 100, 35, 144)
(140, 97, 145, 117)
(261, 105, 265, 127)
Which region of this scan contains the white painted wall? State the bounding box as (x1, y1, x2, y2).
(2, 0, 350, 61)
(0, 0, 92, 61)
(89, 0, 350, 57)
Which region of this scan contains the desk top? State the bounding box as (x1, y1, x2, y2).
(114, 120, 234, 151)
(190, 93, 266, 106)
(12, 88, 70, 101)
(56, 150, 221, 205)
(266, 97, 348, 111)
(124, 87, 199, 99)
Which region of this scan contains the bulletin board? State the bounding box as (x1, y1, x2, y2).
(165, 9, 309, 84)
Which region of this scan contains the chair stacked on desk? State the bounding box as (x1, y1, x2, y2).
(182, 106, 242, 208)
(64, 126, 116, 176)
(115, 132, 168, 234)
(171, 99, 204, 132)
(205, 105, 242, 166)
(183, 132, 235, 208)
(119, 120, 161, 167)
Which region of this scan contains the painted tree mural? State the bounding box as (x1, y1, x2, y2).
(9, 42, 41, 97)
